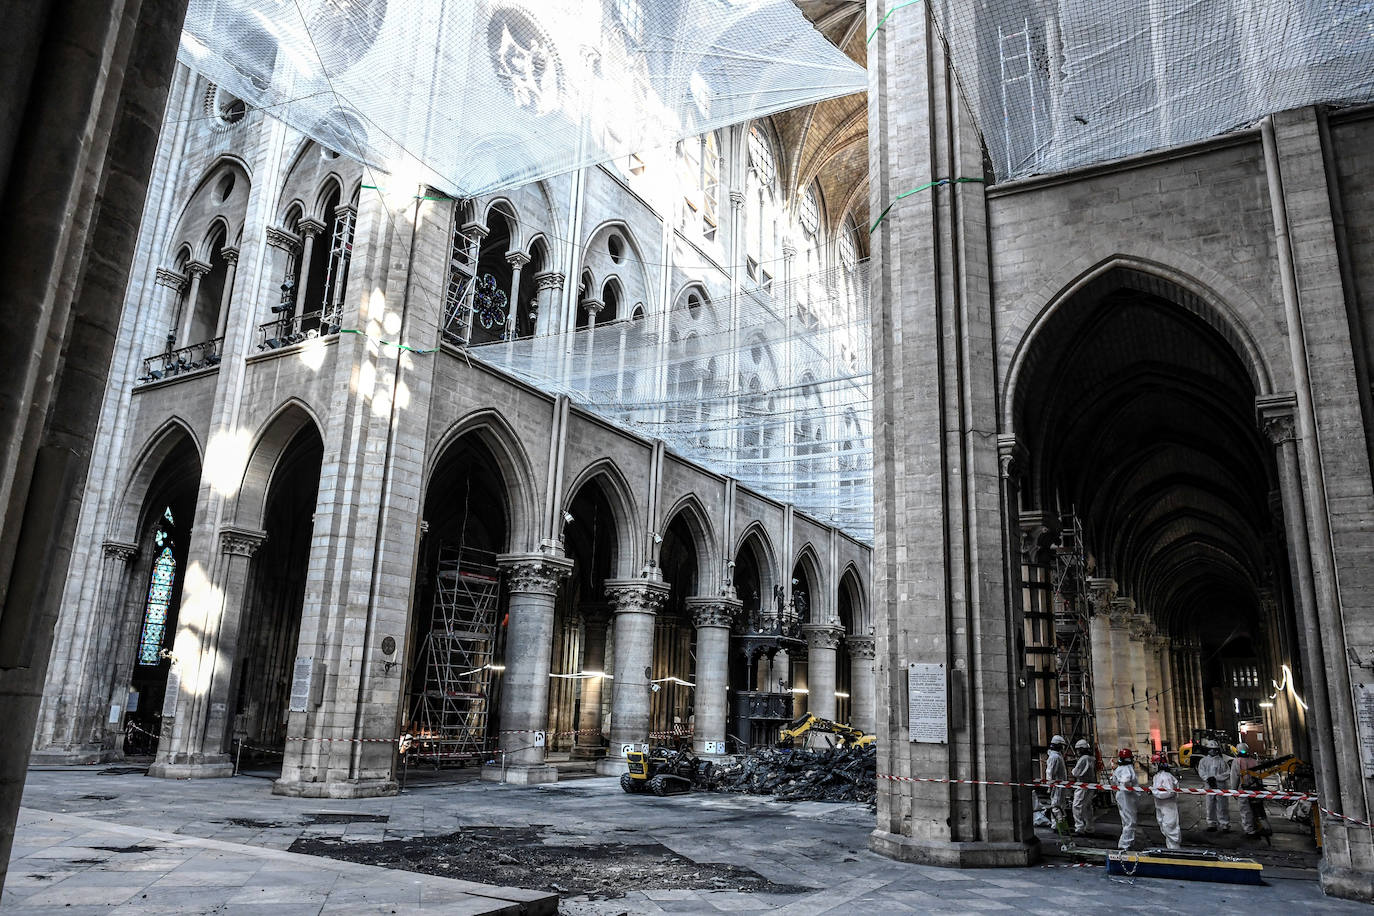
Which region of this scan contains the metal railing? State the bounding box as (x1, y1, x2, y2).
(137, 337, 223, 384)
(256, 310, 340, 351)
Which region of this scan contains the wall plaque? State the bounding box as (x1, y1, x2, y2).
(908, 662, 947, 744)
(289, 656, 314, 713)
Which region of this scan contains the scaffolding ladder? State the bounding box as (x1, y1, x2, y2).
(407, 545, 500, 765)
(441, 221, 479, 346)
(1052, 512, 1096, 747)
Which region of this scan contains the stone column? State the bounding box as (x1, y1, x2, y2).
(177, 260, 210, 345)
(1086, 577, 1118, 743)
(1106, 599, 1135, 750)
(1151, 635, 1174, 750)
(212, 247, 239, 342)
(459, 221, 489, 343)
(294, 218, 325, 312)
(1127, 614, 1153, 749)
(480, 554, 572, 785)
(154, 267, 188, 337)
(149, 525, 265, 779)
(533, 271, 564, 337)
(597, 578, 669, 776)
(580, 298, 604, 392)
(686, 596, 741, 757)
(505, 250, 530, 338)
(572, 605, 610, 759)
(848, 636, 876, 734)
(802, 624, 845, 722)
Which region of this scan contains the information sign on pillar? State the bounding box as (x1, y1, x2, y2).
(907, 662, 947, 744)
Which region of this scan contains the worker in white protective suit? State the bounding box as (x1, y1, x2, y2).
(1197, 740, 1232, 832)
(1112, 748, 1141, 850)
(1151, 752, 1183, 849)
(1232, 745, 1260, 836)
(1045, 735, 1069, 829)
(1071, 739, 1097, 836)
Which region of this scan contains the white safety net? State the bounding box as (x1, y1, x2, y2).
(912, 0, 1374, 181)
(178, 0, 866, 197)
(467, 263, 874, 543)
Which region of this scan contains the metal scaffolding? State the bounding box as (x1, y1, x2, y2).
(1052, 513, 1096, 747)
(407, 545, 500, 765)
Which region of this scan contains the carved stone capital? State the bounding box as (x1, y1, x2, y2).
(460, 220, 489, 241)
(184, 259, 212, 278)
(101, 541, 138, 563)
(297, 217, 327, 238)
(686, 597, 742, 629)
(155, 267, 188, 291)
(1086, 577, 1118, 615)
(1108, 596, 1135, 627)
(1256, 393, 1298, 446)
(581, 298, 604, 316)
(220, 526, 266, 557)
(729, 189, 746, 208)
(220, 247, 240, 265)
(997, 434, 1027, 481)
(498, 553, 573, 595)
(1147, 634, 1170, 651)
(332, 204, 357, 220)
(604, 578, 670, 616)
(266, 226, 302, 253)
(535, 271, 565, 292)
(848, 636, 875, 660)
(802, 623, 846, 652)
(1129, 614, 1155, 641)
(506, 250, 531, 269)
(781, 243, 797, 260)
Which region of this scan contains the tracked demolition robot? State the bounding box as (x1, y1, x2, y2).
(621, 746, 715, 796)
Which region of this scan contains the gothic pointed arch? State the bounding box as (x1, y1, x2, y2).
(658, 493, 718, 591)
(231, 400, 326, 531)
(791, 541, 826, 624)
(110, 418, 203, 543)
(562, 457, 642, 578)
(427, 409, 539, 554)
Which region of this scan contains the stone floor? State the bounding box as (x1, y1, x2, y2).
(4, 764, 1367, 915)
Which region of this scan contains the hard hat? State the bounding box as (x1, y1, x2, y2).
(1118, 748, 1134, 762)
(1206, 740, 1221, 753)
(1075, 739, 1091, 751)
(1050, 735, 1066, 747)
(1150, 751, 1170, 767)
(1237, 745, 1250, 756)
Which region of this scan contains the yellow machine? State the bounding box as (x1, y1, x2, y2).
(777, 713, 875, 750)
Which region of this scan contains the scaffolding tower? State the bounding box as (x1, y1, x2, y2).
(1052, 512, 1096, 747)
(407, 545, 500, 765)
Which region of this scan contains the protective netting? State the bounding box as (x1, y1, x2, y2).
(177, 0, 865, 197)
(468, 263, 874, 543)
(916, 0, 1374, 181)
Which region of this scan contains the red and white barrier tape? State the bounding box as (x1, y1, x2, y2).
(877, 773, 1374, 828)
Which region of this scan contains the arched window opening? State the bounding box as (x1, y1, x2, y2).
(471, 211, 515, 344)
(798, 185, 820, 237)
(137, 509, 178, 666)
(679, 132, 721, 241)
(318, 187, 357, 331)
(301, 185, 340, 322)
(748, 124, 776, 190)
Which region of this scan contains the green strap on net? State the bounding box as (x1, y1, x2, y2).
(868, 0, 924, 44)
(340, 327, 439, 355)
(869, 177, 985, 233)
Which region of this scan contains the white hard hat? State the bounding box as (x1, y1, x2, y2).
(1050, 735, 1066, 747)
(1075, 739, 1091, 751)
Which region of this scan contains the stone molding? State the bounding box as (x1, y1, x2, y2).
(505, 250, 531, 268)
(221, 247, 240, 265)
(297, 217, 327, 238)
(802, 623, 846, 651)
(729, 189, 746, 208)
(535, 271, 565, 292)
(1147, 633, 1169, 651)
(219, 526, 266, 557)
(154, 267, 188, 291)
(184, 259, 212, 278)
(685, 596, 742, 629)
(498, 553, 573, 595)
(101, 540, 138, 563)
(265, 226, 301, 253)
(1108, 596, 1135, 627)
(848, 636, 876, 660)
(581, 298, 604, 316)
(603, 578, 670, 616)
(996, 434, 1026, 481)
(460, 220, 490, 240)
(1128, 613, 1154, 641)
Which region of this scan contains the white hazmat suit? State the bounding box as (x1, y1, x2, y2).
(1046, 747, 1068, 824)
(1232, 754, 1259, 835)
(1072, 752, 1096, 834)
(1197, 751, 1232, 829)
(1113, 762, 1140, 850)
(1152, 768, 1183, 849)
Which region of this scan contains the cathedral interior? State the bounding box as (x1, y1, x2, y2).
(3, 0, 1374, 908)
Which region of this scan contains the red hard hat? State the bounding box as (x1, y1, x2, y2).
(1118, 748, 1134, 761)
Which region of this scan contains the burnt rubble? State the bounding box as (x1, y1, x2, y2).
(710, 745, 876, 804)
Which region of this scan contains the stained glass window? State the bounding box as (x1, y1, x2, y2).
(138, 546, 175, 666)
(748, 125, 776, 189)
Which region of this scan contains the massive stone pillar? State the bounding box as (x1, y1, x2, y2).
(597, 579, 669, 775)
(1150, 635, 1173, 750)
(802, 624, 844, 722)
(686, 597, 740, 757)
(1127, 614, 1153, 749)
(148, 526, 265, 779)
(868, 1, 1036, 866)
(848, 636, 876, 734)
(480, 554, 572, 785)
(1085, 578, 1118, 747)
(1106, 599, 1136, 750)
(572, 605, 610, 758)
